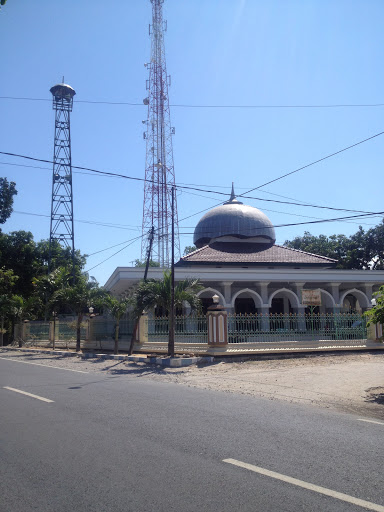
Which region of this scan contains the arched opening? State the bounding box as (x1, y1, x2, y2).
(270, 295, 295, 314)
(200, 297, 214, 315)
(340, 289, 370, 313)
(232, 289, 262, 314)
(197, 288, 225, 314)
(235, 297, 256, 314)
(343, 294, 362, 313)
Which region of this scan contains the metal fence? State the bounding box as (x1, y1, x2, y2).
(91, 318, 135, 341)
(15, 312, 367, 347)
(228, 312, 367, 343)
(27, 321, 50, 342)
(57, 321, 87, 341)
(147, 315, 208, 343)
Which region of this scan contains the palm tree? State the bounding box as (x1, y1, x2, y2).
(104, 294, 131, 355)
(133, 270, 202, 356)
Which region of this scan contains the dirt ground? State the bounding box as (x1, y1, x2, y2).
(143, 352, 384, 420)
(1, 349, 383, 420)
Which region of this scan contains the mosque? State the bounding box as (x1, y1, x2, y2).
(105, 186, 384, 316)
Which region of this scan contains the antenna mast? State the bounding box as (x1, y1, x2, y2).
(141, 0, 180, 267)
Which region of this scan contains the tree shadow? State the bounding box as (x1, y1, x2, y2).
(365, 387, 384, 405)
(88, 359, 187, 377)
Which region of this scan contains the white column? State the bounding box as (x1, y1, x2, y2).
(297, 306, 306, 331)
(259, 282, 270, 303)
(259, 283, 270, 330)
(330, 283, 341, 313)
(222, 281, 233, 311)
(260, 305, 270, 331)
(364, 284, 373, 304)
(293, 282, 305, 303)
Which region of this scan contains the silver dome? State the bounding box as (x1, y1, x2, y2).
(193, 187, 276, 248)
(50, 83, 76, 99)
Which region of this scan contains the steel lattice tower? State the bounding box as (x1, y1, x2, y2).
(49, 82, 76, 271)
(141, 0, 180, 267)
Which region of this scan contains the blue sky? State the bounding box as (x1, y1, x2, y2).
(1, 0, 384, 285)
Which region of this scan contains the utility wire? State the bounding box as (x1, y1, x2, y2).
(241, 130, 384, 195)
(87, 211, 383, 271)
(179, 189, 378, 226)
(178, 210, 384, 235)
(13, 210, 141, 231)
(85, 235, 143, 273)
(2, 96, 384, 109)
(87, 238, 143, 257)
(0, 150, 377, 215)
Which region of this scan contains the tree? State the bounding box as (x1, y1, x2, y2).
(0, 267, 18, 346)
(183, 245, 197, 256)
(0, 231, 87, 316)
(32, 266, 72, 320)
(0, 178, 17, 224)
(133, 270, 202, 355)
(104, 294, 132, 355)
(364, 285, 384, 330)
(133, 259, 160, 268)
(284, 220, 384, 270)
(53, 273, 106, 352)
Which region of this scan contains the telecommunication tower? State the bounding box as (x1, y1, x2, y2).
(141, 0, 180, 267)
(49, 81, 76, 271)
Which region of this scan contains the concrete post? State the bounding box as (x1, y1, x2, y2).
(49, 321, 55, 342)
(86, 318, 94, 342)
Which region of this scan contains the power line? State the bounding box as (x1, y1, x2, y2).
(0, 150, 377, 215)
(13, 210, 141, 231)
(178, 210, 384, 235)
(87, 235, 143, 257)
(179, 202, 378, 227)
(179, 189, 378, 226)
(83, 211, 384, 272)
(85, 235, 143, 273)
(241, 130, 384, 195)
(0, 158, 375, 213)
(2, 95, 384, 109)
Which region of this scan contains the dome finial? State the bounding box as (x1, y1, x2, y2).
(229, 182, 236, 201)
(224, 182, 242, 205)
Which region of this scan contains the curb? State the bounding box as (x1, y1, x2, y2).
(0, 347, 213, 367)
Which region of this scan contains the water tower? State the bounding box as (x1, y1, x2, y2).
(48, 81, 76, 273)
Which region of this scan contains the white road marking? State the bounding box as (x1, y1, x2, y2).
(223, 458, 384, 512)
(358, 419, 384, 426)
(0, 357, 89, 373)
(4, 386, 54, 403)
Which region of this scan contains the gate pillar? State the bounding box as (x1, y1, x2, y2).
(137, 313, 148, 344)
(207, 295, 228, 353)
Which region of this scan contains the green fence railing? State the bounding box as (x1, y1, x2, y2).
(228, 312, 367, 343)
(147, 315, 208, 343)
(26, 321, 50, 342)
(17, 312, 367, 347)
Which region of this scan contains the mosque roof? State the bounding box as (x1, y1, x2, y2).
(193, 184, 276, 248)
(177, 242, 337, 267)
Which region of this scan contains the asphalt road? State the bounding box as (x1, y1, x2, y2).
(0, 357, 383, 512)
